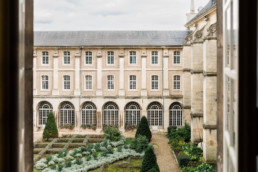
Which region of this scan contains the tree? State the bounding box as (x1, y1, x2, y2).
(135, 116, 152, 142)
(43, 112, 58, 140)
(141, 146, 160, 172)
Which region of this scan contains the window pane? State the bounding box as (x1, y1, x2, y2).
(64, 51, 70, 64)
(86, 51, 92, 64)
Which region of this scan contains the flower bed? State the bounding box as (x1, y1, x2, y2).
(125, 123, 137, 131)
(81, 124, 97, 130)
(60, 124, 75, 130)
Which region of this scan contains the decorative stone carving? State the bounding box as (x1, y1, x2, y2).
(206, 23, 217, 39)
(193, 27, 205, 43)
(183, 33, 193, 46)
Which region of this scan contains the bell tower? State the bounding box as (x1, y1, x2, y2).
(186, 0, 197, 22)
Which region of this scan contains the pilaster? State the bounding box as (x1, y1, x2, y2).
(52, 51, 59, 95)
(119, 52, 125, 96)
(74, 52, 81, 95)
(141, 51, 147, 96)
(96, 51, 102, 96)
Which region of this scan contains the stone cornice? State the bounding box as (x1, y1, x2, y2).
(191, 70, 203, 74)
(183, 106, 191, 109)
(203, 71, 217, 76)
(203, 124, 217, 130)
(191, 113, 203, 118)
(183, 68, 191, 72)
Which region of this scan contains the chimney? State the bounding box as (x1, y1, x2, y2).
(186, 0, 197, 22)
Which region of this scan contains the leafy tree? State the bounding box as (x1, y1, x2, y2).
(43, 112, 58, 140)
(135, 116, 152, 142)
(141, 146, 160, 172)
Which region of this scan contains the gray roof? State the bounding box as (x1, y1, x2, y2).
(34, 31, 191, 47)
(185, 0, 216, 26)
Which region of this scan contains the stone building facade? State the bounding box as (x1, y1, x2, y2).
(33, 0, 217, 163)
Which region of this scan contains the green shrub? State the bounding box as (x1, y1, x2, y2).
(46, 155, 52, 163)
(92, 152, 98, 160)
(103, 126, 121, 141)
(57, 150, 67, 158)
(51, 165, 56, 170)
(75, 159, 83, 165)
(141, 146, 160, 172)
(131, 135, 149, 153)
(167, 126, 177, 134)
(58, 164, 64, 171)
(107, 147, 114, 154)
(85, 156, 91, 161)
(194, 163, 216, 172)
(182, 143, 202, 161)
(177, 153, 190, 167)
(43, 112, 58, 140)
(168, 121, 191, 143)
(136, 116, 152, 142)
(117, 147, 122, 152)
(65, 160, 72, 167)
(94, 143, 101, 152)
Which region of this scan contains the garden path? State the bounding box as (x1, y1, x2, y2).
(151, 133, 180, 172)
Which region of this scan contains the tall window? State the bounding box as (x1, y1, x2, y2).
(174, 75, 180, 90)
(147, 102, 163, 126)
(85, 75, 92, 90)
(38, 102, 52, 125)
(107, 51, 114, 65)
(103, 102, 119, 126)
(151, 75, 159, 90)
(151, 51, 158, 64)
(81, 102, 96, 125)
(42, 51, 49, 64)
(41, 75, 49, 90)
(85, 51, 92, 65)
(125, 102, 141, 127)
(64, 75, 70, 90)
(169, 103, 182, 126)
(129, 51, 136, 64)
(64, 51, 70, 64)
(60, 102, 75, 126)
(107, 75, 114, 90)
(129, 75, 136, 90)
(174, 51, 180, 64)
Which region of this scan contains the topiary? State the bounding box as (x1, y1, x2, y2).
(43, 112, 58, 140)
(141, 146, 160, 172)
(136, 116, 152, 142)
(177, 153, 190, 167)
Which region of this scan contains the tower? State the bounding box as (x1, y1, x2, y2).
(186, 0, 197, 22)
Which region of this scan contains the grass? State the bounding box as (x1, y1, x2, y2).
(33, 169, 42, 172)
(125, 138, 134, 145)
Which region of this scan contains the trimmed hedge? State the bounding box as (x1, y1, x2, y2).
(177, 153, 190, 167)
(136, 116, 152, 142)
(141, 146, 160, 172)
(43, 112, 58, 140)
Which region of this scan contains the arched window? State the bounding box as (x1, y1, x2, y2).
(169, 103, 182, 126)
(103, 102, 119, 126)
(60, 102, 75, 126)
(147, 102, 163, 126)
(82, 102, 96, 125)
(38, 102, 53, 125)
(125, 102, 141, 126)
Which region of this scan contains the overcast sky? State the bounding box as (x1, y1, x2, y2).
(34, 0, 207, 31)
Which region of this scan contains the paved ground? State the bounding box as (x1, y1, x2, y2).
(151, 133, 180, 172)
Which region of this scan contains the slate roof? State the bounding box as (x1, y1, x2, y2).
(34, 31, 191, 47)
(185, 0, 216, 26)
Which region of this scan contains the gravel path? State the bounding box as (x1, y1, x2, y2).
(151, 133, 180, 172)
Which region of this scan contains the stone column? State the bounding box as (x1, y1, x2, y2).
(203, 32, 217, 162)
(191, 40, 204, 144)
(163, 50, 169, 96)
(119, 52, 125, 96)
(74, 52, 81, 95)
(52, 51, 59, 95)
(182, 45, 192, 125)
(141, 50, 147, 96)
(96, 51, 102, 96)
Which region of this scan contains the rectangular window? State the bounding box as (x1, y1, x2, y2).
(42, 75, 48, 90)
(107, 75, 114, 90)
(151, 51, 158, 64)
(107, 51, 114, 65)
(174, 75, 180, 90)
(174, 51, 180, 64)
(64, 75, 70, 90)
(85, 75, 92, 90)
(129, 75, 137, 90)
(85, 51, 92, 65)
(129, 51, 136, 64)
(151, 75, 158, 90)
(64, 51, 70, 64)
(42, 51, 49, 64)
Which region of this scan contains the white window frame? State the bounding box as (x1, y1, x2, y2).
(85, 75, 93, 90)
(107, 51, 115, 65)
(63, 51, 71, 65)
(63, 75, 71, 90)
(151, 51, 159, 65)
(125, 102, 141, 126)
(60, 102, 75, 126)
(107, 75, 115, 90)
(147, 102, 163, 127)
(41, 75, 49, 90)
(129, 51, 137, 65)
(85, 51, 93, 65)
(38, 102, 52, 126)
(81, 103, 97, 125)
(169, 104, 182, 126)
(42, 51, 49, 65)
(151, 75, 159, 90)
(173, 75, 181, 90)
(173, 51, 181, 64)
(103, 103, 119, 126)
(129, 75, 137, 90)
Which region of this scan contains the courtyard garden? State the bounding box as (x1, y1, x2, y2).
(167, 122, 216, 172)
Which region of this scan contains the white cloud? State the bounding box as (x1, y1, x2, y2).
(34, 0, 208, 31)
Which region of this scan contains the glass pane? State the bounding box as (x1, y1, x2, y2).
(225, 6, 231, 67)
